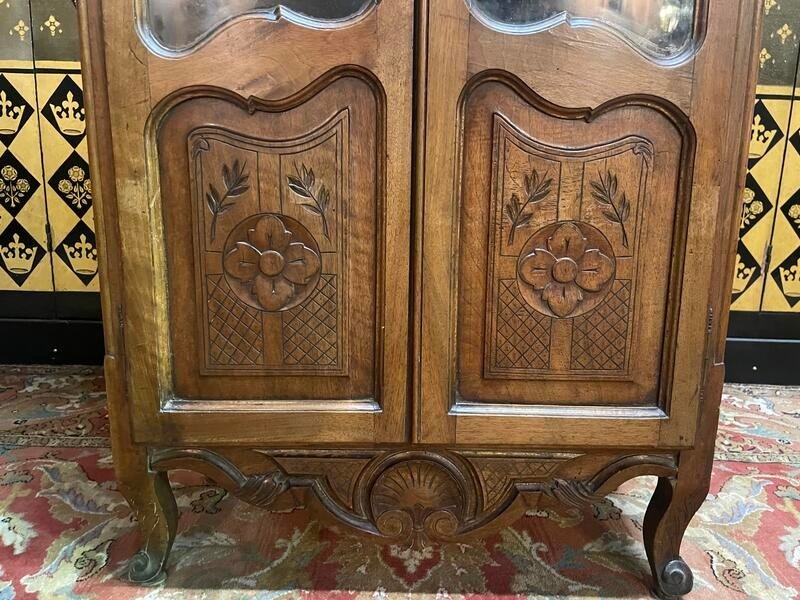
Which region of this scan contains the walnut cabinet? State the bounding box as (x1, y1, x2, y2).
(78, 1, 762, 596)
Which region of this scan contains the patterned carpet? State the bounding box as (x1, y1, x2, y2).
(0, 366, 799, 599)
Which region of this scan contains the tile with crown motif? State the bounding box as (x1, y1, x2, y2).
(48, 151, 91, 218)
(0, 75, 33, 148)
(749, 100, 785, 168)
(740, 173, 773, 236)
(771, 245, 800, 308)
(54, 219, 97, 286)
(43, 75, 85, 147)
(732, 239, 762, 301)
(781, 188, 800, 240)
(0, 149, 40, 217)
(0, 218, 44, 287)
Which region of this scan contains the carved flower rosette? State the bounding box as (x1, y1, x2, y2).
(223, 214, 322, 312)
(517, 221, 616, 318)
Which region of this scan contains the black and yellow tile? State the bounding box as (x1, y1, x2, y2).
(0, 0, 51, 292)
(731, 0, 800, 312)
(33, 0, 96, 293)
(36, 71, 96, 292)
(763, 98, 800, 311)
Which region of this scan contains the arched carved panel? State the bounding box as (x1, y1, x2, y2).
(156, 68, 385, 404)
(187, 111, 349, 375)
(457, 71, 695, 408)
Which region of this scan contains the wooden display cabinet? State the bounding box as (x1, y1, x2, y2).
(78, 1, 763, 596)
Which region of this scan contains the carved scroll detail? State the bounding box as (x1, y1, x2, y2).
(150, 449, 678, 544)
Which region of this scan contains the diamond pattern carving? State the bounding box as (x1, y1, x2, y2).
(495, 280, 551, 370)
(282, 274, 338, 367)
(207, 275, 264, 366)
(571, 280, 631, 371)
(273, 457, 370, 507)
(472, 458, 561, 508)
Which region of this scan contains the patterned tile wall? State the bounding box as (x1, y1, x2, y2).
(732, 0, 800, 313)
(0, 0, 50, 292)
(0, 0, 96, 294)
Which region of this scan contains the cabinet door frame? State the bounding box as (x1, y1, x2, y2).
(83, 0, 413, 446)
(415, 0, 760, 449)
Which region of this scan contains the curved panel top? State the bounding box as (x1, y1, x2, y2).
(138, 0, 379, 56)
(465, 0, 705, 64)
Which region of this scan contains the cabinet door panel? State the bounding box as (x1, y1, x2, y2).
(418, 0, 752, 448)
(457, 74, 691, 409)
(89, 0, 412, 445)
(161, 73, 379, 404)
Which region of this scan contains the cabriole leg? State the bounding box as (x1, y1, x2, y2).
(643, 366, 724, 598)
(119, 464, 178, 585)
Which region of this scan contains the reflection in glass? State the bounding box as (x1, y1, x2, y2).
(466, 0, 699, 60)
(142, 0, 376, 53)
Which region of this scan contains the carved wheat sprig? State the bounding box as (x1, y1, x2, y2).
(505, 168, 552, 245)
(287, 162, 331, 239)
(590, 170, 631, 249)
(206, 159, 250, 242)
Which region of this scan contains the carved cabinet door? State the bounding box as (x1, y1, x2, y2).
(417, 0, 756, 447)
(85, 1, 413, 444)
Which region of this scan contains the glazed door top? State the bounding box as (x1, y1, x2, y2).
(417, 0, 756, 448)
(139, 0, 378, 54)
(91, 0, 413, 445)
(464, 0, 701, 62)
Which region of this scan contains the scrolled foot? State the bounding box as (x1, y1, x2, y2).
(656, 558, 694, 599)
(120, 471, 177, 586)
(128, 549, 169, 586)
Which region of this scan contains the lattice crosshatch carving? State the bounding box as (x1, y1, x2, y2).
(484, 114, 648, 378)
(283, 274, 339, 367)
(191, 111, 349, 375)
(493, 279, 552, 371)
(571, 280, 632, 371)
(207, 274, 265, 367)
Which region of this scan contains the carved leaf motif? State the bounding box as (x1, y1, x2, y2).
(505, 168, 552, 245)
(287, 162, 332, 239)
(205, 160, 251, 242)
(591, 170, 630, 249)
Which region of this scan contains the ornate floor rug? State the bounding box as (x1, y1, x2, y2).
(0, 366, 799, 599)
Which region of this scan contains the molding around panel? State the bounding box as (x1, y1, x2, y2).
(452, 69, 697, 416)
(450, 401, 667, 420)
(143, 65, 388, 411)
(162, 396, 381, 413)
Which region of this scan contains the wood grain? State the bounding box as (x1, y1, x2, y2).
(79, 0, 763, 594)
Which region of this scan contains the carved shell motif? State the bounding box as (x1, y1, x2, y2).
(370, 460, 466, 541)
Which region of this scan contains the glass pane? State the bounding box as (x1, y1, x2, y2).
(142, 0, 376, 53)
(466, 0, 698, 60)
